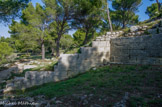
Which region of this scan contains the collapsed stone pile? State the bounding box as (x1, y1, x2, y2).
(125, 19, 162, 37)
(95, 31, 124, 41)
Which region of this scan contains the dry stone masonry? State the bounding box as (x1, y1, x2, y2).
(110, 34, 162, 65)
(3, 19, 162, 92)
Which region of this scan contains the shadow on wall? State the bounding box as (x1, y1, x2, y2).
(53, 46, 110, 81)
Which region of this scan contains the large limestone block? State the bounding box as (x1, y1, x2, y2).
(97, 47, 105, 52)
(92, 41, 99, 47)
(80, 47, 98, 54)
(0, 66, 18, 82)
(67, 69, 80, 77)
(97, 41, 108, 47)
(58, 54, 78, 70)
(129, 50, 148, 57)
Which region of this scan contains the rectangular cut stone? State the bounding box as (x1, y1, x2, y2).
(92, 41, 99, 47)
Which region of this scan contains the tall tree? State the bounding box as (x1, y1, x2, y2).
(112, 0, 141, 28)
(9, 20, 38, 53)
(150, 0, 161, 12)
(146, 3, 161, 18)
(72, 0, 103, 45)
(22, 2, 56, 59)
(10, 2, 55, 59)
(106, 1, 113, 32)
(102, 0, 113, 32)
(45, 0, 75, 57)
(0, 0, 30, 23)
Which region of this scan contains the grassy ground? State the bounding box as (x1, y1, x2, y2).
(15, 65, 162, 106)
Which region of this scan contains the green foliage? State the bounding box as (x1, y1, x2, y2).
(9, 2, 57, 59)
(0, 0, 30, 23)
(0, 42, 13, 64)
(9, 20, 38, 53)
(145, 3, 162, 18)
(60, 34, 74, 50)
(73, 29, 85, 46)
(129, 97, 148, 107)
(47, 0, 76, 56)
(72, 0, 103, 45)
(112, 0, 141, 28)
(65, 47, 80, 54)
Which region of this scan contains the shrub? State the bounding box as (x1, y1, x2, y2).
(0, 42, 13, 64)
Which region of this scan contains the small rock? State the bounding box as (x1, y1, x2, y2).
(130, 26, 139, 32)
(106, 32, 112, 35)
(83, 100, 88, 105)
(55, 100, 62, 104)
(34, 95, 46, 101)
(92, 68, 97, 71)
(45, 103, 51, 107)
(112, 32, 116, 35)
(26, 97, 34, 102)
(132, 32, 135, 36)
(119, 31, 124, 34)
(116, 32, 119, 34)
(81, 95, 87, 100)
(143, 25, 148, 28)
(89, 94, 94, 97)
(51, 97, 57, 101)
(136, 32, 141, 36)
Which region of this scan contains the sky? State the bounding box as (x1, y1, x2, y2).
(0, 0, 157, 38)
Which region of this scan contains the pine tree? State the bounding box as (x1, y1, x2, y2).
(112, 0, 141, 28)
(0, 0, 30, 23)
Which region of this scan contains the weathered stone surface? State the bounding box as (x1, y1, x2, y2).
(0, 66, 18, 83)
(110, 34, 162, 65)
(130, 26, 139, 32)
(23, 65, 37, 70)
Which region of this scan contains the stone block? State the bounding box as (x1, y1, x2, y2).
(92, 41, 99, 47)
(97, 47, 106, 52)
(130, 26, 139, 32)
(106, 32, 111, 35)
(97, 41, 107, 47)
(24, 65, 37, 70)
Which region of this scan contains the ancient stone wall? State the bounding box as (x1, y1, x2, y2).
(110, 34, 162, 65)
(4, 33, 114, 92)
(4, 28, 162, 92)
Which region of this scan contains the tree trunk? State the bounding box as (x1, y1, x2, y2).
(41, 42, 45, 60)
(83, 30, 89, 45)
(51, 48, 55, 56)
(56, 37, 60, 57)
(156, 0, 161, 12)
(106, 1, 113, 32)
(122, 21, 126, 28)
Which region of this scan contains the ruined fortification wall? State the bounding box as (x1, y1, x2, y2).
(4, 36, 112, 92)
(110, 34, 162, 65)
(4, 30, 162, 92)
